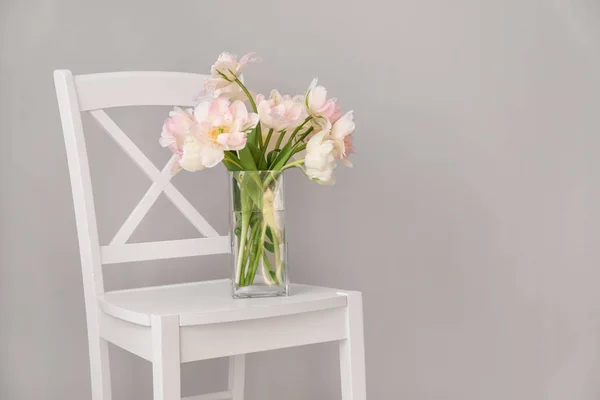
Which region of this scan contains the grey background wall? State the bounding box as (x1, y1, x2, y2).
(2, 0, 600, 399)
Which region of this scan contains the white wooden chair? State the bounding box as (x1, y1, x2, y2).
(53, 70, 366, 400)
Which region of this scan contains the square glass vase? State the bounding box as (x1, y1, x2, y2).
(230, 170, 289, 298)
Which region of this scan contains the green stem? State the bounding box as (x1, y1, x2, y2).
(295, 144, 307, 152)
(261, 171, 281, 191)
(295, 126, 314, 144)
(274, 129, 286, 151)
(267, 124, 314, 173)
(282, 128, 313, 165)
(234, 78, 257, 113)
(236, 194, 251, 286)
(261, 249, 279, 285)
(280, 159, 305, 172)
(243, 221, 260, 284)
(271, 225, 284, 284)
(260, 128, 274, 161)
(285, 116, 312, 147)
(237, 217, 249, 285)
(246, 219, 266, 285)
(244, 214, 262, 277)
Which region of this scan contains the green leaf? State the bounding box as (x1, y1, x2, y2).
(270, 140, 296, 171)
(246, 127, 256, 144)
(232, 172, 264, 212)
(231, 176, 242, 213)
(238, 147, 257, 170)
(260, 129, 274, 160)
(255, 123, 263, 148)
(223, 151, 245, 171)
(263, 241, 275, 253)
(245, 142, 266, 170)
(266, 150, 280, 169)
(261, 252, 278, 282)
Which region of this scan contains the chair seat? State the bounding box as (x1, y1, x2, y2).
(98, 279, 347, 327)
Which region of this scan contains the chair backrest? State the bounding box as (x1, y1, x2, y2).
(54, 70, 230, 297)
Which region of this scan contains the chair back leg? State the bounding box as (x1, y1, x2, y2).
(339, 292, 367, 400)
(152, 315, 181, 400)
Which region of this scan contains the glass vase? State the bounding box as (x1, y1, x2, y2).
(230, 170, 288, 298)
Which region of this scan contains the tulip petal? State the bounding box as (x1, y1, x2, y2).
(194, 101, 210, 122)
(310, 86, 328, 110)
(245, 113, 260, 131)
(198, 144, 224, 168)
(209, 97, 230, 118)
(159, 133, 175, 148)
(237, 52, 259, 72)
(222, 132, 247, 151)
(217, 52, 236, 63)
(179, 139, 206, 172)
(230, 100, 248, 121)
(270, 89, 284, 103)
(331, 110, 355, 139)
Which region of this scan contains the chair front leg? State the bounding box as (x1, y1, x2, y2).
(89, 333, 112, 400)
(152, 315, 181, 400)
(339, 292, 367, 400)
(228, 354, 246, 400)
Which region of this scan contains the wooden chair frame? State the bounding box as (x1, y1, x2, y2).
(54, 69, 366, 400)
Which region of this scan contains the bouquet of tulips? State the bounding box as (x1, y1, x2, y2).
(159, 52, 356, 295)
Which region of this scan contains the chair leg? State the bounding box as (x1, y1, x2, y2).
(152, 315, 181, 400)
(228, 354, 246, 400)
(339, 292, 367, 400)
(89, 334, 112, 400)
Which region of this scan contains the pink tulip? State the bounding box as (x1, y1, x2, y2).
(204, 52, 259, 93)
(329, 104, 343, 124)
(159, 107, 196, 156)
(177, 98, 258, 171)
(330, 111, 356, 167)
(305, 78, 338, 121)
(257, 90, 306, 131)
(159, 97, 259, 172)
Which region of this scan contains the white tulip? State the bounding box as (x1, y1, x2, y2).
(304, 129, 336, 185)
(179, 137, 223, 172)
